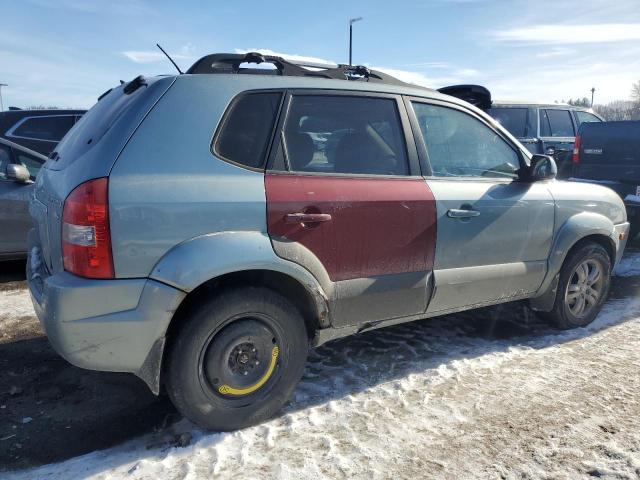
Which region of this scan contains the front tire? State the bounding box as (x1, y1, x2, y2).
(166, 286, 308, 430)
(544, 242, 611, 329)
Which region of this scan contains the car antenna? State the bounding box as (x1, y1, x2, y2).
(156, 43, 183, 74)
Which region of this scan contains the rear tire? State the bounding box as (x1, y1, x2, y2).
(166, 286, 308, 430)
(543, 242, 611, 329)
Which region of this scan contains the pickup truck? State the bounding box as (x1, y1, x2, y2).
(571, 121, 640, 237)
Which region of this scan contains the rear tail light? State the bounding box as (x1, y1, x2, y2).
(62, 178, 114, 279)
(572, 134, 581, 165)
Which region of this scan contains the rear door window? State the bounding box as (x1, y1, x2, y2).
(540, 109, 575, 137)
(215, 92, 282, 169)
(281, 95, 409, 176)
(487, 107, 528, 138)
(11, 115, 75, 142)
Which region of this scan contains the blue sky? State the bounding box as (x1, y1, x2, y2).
(1, 0, 640, 109)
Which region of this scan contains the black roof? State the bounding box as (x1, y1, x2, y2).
(186, 52, 425, 89)
(0, 109, 86, 119)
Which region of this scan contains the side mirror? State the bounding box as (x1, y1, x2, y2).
(529, 154, 557, 181)
(6, 164, 31, 183)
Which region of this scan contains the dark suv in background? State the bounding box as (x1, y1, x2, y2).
(487, 102, 603, 177)
(0, 109, 85, 155)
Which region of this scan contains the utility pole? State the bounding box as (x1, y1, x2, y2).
(349, 17, 363, 66)
(0, 84, 7, 112)
(591, 87, 595, 108)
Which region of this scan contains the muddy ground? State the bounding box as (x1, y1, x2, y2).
(1, 252, 639, 476)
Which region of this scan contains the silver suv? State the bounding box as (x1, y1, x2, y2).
(28, 53, 629, 430)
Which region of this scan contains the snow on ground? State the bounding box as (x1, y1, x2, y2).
(6, 253, 640, 480)
(614, 251, 640, 277)
(0, 286, 36, 343)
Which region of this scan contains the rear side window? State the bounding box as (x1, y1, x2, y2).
(215, 92, 282, 169)
(575, 111, 602, 126)
(11, 115, 75, 142)
(487, 107, 529, 138)
(281, 95, 409, 176)
(540, 109, 575, 137)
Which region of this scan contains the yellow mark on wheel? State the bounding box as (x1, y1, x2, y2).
(218, 346, 279, 396)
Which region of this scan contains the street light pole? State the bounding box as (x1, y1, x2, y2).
(0, 84, 7, 112)
(349, 17, 363, 66)
(591, 87, 595, 108)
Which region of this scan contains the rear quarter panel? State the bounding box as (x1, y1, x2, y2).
(108, 76, 268, 278)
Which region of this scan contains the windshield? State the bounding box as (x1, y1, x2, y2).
(487, 107, 529, 138)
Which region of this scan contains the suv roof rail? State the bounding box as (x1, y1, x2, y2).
(186, 52, 428, 89)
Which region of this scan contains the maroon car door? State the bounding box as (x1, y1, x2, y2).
(265, 92, 437, 327)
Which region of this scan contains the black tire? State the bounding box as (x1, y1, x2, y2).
(543, 242, 611, 329)
(166, 286, 308, 430)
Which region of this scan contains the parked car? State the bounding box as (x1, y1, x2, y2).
(486, 102, 604, 178)
(0, 109, 85, 156)
(28, 52, 629, 431)
(571, 120, 640, 237)
(0, 138, 47, 260)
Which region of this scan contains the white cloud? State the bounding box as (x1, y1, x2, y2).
(27, 0, 154, 15)
(536, 47, 575, 58)
(492, 23, 640, 44)
(122, 50, 192, 64)
(372, 67, 437, 88)
(455, 68, 480, 77)
(234, 48, 336, 66)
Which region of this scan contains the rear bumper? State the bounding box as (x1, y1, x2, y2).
(27, 249, 185, 393)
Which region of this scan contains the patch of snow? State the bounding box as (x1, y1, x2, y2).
(0, 288, 36, 334)
(613, 250, 640, 277)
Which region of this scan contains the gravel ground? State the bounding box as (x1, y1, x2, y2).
(1, 252, 640, 479)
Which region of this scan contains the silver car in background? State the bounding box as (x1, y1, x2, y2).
(0, 138, 46, 260)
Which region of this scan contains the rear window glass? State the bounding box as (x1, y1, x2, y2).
(487, 108, 528, 137)
(575, 111, 602, 126)
(215, 92, 282, 169)
(540, 109, 575, 137)
(47, 86, 142, 167)
(12, 115, 75, 142)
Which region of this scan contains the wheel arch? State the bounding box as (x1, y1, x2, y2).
(530, 212, 619, 312)
(165, 268, 330, 346)
(146, 231, 331, 390)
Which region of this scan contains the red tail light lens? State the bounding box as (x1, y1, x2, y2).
(62, 178, 114, 279)
(572, 134, 581, 165)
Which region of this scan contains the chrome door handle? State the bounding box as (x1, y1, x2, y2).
(447, 209, 480, 218)
(284, 212, 332, 224)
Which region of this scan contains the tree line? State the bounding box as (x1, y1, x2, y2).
(564, 80, 640, 121)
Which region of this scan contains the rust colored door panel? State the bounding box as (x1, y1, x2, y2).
(265, 174, 437, 283)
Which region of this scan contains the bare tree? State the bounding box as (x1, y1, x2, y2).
(632, 80, 640, 103)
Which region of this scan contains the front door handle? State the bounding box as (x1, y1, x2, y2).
(284, 212, 332, 224)
(447, 208, 480, 219)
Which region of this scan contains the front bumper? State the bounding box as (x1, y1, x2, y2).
(27, 248, 185, 393)
(614, 222, 630, 269)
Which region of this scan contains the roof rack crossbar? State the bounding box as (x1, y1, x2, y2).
(185, 52, 425, 89)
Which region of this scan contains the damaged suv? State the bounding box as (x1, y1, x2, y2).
(28, 53, 629, 430)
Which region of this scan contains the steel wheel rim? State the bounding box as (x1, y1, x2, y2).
(198, 313, 286, 407)
(565, 259, 604, 318)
